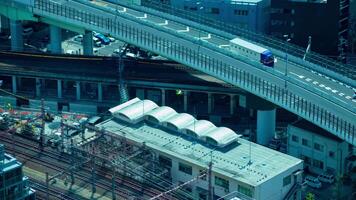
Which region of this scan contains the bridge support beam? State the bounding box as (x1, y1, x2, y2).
(230, 94, 236, 115)
(35, 78, 41, 97)
(12, 76, 17, 94)
(49, 25, 62, 54)
(183, 90, 188, 112)
(161, 89, 166, 106)
(10, 19, 23, 51)
(207, 92, 214, 114)
(0, 15, 10, 33)
(57, 80, 62, 98)
(83, 30, 93, 55)
(98, 83, 103, 102)
(256, 109, 276, 146)
(76, 81, 81, 100)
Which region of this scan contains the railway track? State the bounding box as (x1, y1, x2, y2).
(0, 131, 173, 200)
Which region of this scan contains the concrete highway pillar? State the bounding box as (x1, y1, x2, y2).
(161, 89, 166, 106)
(0, 15, 10, 33)
(49, 25, 62, 54)
(35, 78, 41, 97)
(183, 90, 188, 112)
(12, 76, 17, 94)
(98, 82, 103, 102)
(256, 108, 276, 146)
(230, 94, 236, 115)
(10, 19, 23, 51)
(76, 81, 81, 100)
(57, 80, 62, 98)
(83, 30, 93, 55)
(207, 92, 213, 114)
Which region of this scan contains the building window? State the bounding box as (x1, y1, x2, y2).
(329, 151, 335, 158)
(199, 169, 207, 180)
(238, 185, 253, 198)
(314, 143, 324, 152)
(190, 7, 197, 11)
(179, 163, 192, 175)
(292, 135, 299, 143)
(234, 9, 248, 16)
(210, 8, 219, 14)
(302, 138, 309, 147)
(302, 154, 311, 165)
(283, 175, 291, 186)
(158, 155, 172, 167)
(313, 159, 324, 169)
(215, 176, 229, 190)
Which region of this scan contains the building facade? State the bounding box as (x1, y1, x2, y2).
(270, 0, 350, 62)
(287, 120, 352, 177)
(143, 0, 271, 33)
(100, 98, 304, 200)
(0, 144, 35, 200)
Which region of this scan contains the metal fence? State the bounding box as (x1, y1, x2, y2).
(1, 0, 354, 144)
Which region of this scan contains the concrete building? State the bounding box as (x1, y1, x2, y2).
(98, 98, 304, 200)
(143, 0, 271, 33)
(287, 120, 354, 177)
(270, 0, 350, 61)
(0, 144, 36, 200)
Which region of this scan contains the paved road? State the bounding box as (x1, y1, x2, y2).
(53, 0, 355, 108)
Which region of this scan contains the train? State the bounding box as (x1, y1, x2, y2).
(229, 37, 275, 67)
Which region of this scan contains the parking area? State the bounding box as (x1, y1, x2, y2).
(302, 173, 354, 200)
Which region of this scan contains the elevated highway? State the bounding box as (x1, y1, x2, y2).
(0, 0, 355, 144)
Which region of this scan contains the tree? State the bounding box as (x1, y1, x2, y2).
(305, 192, 315, 200)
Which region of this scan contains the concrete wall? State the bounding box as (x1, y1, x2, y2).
(258, 161, 303, 200)
(287, 125, 349, 176)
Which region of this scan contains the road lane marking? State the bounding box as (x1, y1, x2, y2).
(199, 34, 211, 40)
(136, 13, 147, 19)
(290, 72, 304, 79)
(177, 26, 190, 32)
(158, 20, 168, 26)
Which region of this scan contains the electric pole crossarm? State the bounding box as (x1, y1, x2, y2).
(149, 172, 207, 200)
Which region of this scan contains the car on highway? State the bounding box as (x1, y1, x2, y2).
(304, 176, 322, 188)
(94, 40, 102, 47)
(353, 91, 356, 100)
(94, 33, 110, 45)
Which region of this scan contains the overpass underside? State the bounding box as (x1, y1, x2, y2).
(0, 0, 354, 145)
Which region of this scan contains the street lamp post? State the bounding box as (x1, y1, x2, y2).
(283, 35, 291, 88)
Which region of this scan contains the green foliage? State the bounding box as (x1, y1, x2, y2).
(305, 192, 315, 200)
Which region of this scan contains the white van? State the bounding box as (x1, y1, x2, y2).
(23, 27, 34, 36)
(318, 173, 334, 184)
(304, 176, 322, 188)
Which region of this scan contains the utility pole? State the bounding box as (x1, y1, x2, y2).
(46, 172, 49, 200)
(112, 170, 116, 200)
(208, 151, 213, 200)
(40, 98, 45, 151)
(91, 146, 96, 194)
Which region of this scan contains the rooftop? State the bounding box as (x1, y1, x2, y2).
(98, 99, 302, 186)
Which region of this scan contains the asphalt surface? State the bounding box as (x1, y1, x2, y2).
(48, 0, 355, 107)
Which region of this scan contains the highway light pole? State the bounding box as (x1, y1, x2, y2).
(283, 35, 291, 88)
